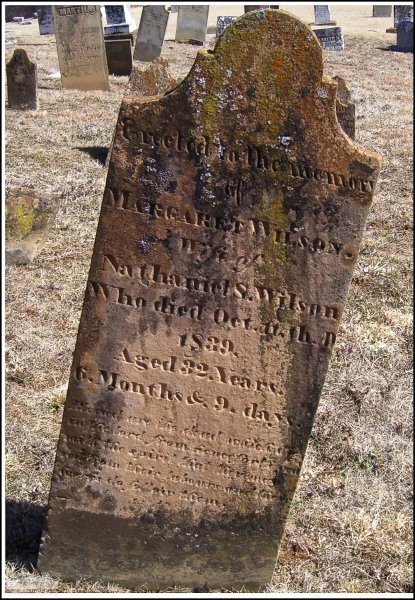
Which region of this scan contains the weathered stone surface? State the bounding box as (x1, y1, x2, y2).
(37, 5, 54, 35)
(133, 6, 169, 62)
(394, 5, 413, 26)
(333, 75, 355, 140)
(313, 25, 344, 50)
(127, 58, 179, 96)
(244, 6, 271, 13)
(6, 49, 38, 110)
(312, 5, 335, 25)
(175, 5, 209, 43)
(397, 21, 414, 51)
(372, 5, 392, 18)
(38, 10, 380, 591)
(105, 39, 133, 76)
(216, 16, 238, 40)
(104, 4, 136, 35)
(6, 187, 58, 265)
(53, 5, 109, 91)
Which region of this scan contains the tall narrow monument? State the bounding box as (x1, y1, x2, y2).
(53, 5, 109, 91)
(39, 10, 380, 591)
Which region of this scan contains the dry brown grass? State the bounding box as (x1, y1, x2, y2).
(4, 6, 413, 594)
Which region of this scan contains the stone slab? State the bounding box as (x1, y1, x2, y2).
(37, 5, 54, 35)
(104, 32, 134, 46)
(397, 21, 414, 51)
(53, 5, 109, 91)
(313, 25, 344, 50)
(216, 16, 238, 40)
(6, 187, 58, 265)
(133, 6, 169, 62)
(394, 5, 413, 26)
(372, 5, 392, 18)
(6, 48, 38, 110)
(105, 39, 133, 76)
(38, 9, 380, 591)
(175, 5, 209, 43)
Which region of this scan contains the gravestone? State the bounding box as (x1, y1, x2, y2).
(38, 9, 380, 591)
(313, 5, 335, 25)
(216, 16, 238, 40)
(105, 39, 133, 76)
(104, 5, 136, 35)
(37, 5, 54, 34)
(53, 5, 109, 91)
(313, 26, 344, 50)
(372, 5, 392, 18)
(333, 76, 355, 140)
(6, 187, 58, 265)
(128, 58, 179, 96)
(394, 5, 413, 27)
(6, 49, 38, 110)
(175, 5, 209, 43)
(397, 21, 414, 51)
(133, 6, 169, 62)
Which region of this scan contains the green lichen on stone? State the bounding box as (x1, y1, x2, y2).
(9, 204, 35, 237)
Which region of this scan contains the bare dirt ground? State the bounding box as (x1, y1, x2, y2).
(4, 4, 413, 594)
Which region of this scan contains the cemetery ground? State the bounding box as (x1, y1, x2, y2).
(4, 5, 413, 594)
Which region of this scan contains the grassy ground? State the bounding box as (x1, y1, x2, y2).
(4, 5, 413, 595)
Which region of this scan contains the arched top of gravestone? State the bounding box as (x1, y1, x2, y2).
(150, 9, 380, 172)
(212, 8, 324, 89)
(9, 48, 33, 68)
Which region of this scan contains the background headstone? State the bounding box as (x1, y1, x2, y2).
(6, 49, 38, 110)
(38, 10, 380, 591)
(37, 5, 54, 35)
(127, 58, 179, 95)
(216, 16, 238, 40)
(133, 6, 169, 62)
(105, 39, 133, 76)
(6, 187, 58, 265)
(175, 5, 209, 43)
(333, 76, 355, 139)
(397, 21, 414, 52)
(372, 5, 392, 18)
(104, 5, 136, 35)
(53, 5, 109, 91)
(394, 5, 414, 27)
(313, 5, 335, 25)
(313, 26, 344, 50)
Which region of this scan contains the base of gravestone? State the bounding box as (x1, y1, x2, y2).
(38, 506, 284, 591)
(309, 20, 336, 26)
(386, 27, 397, 33)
